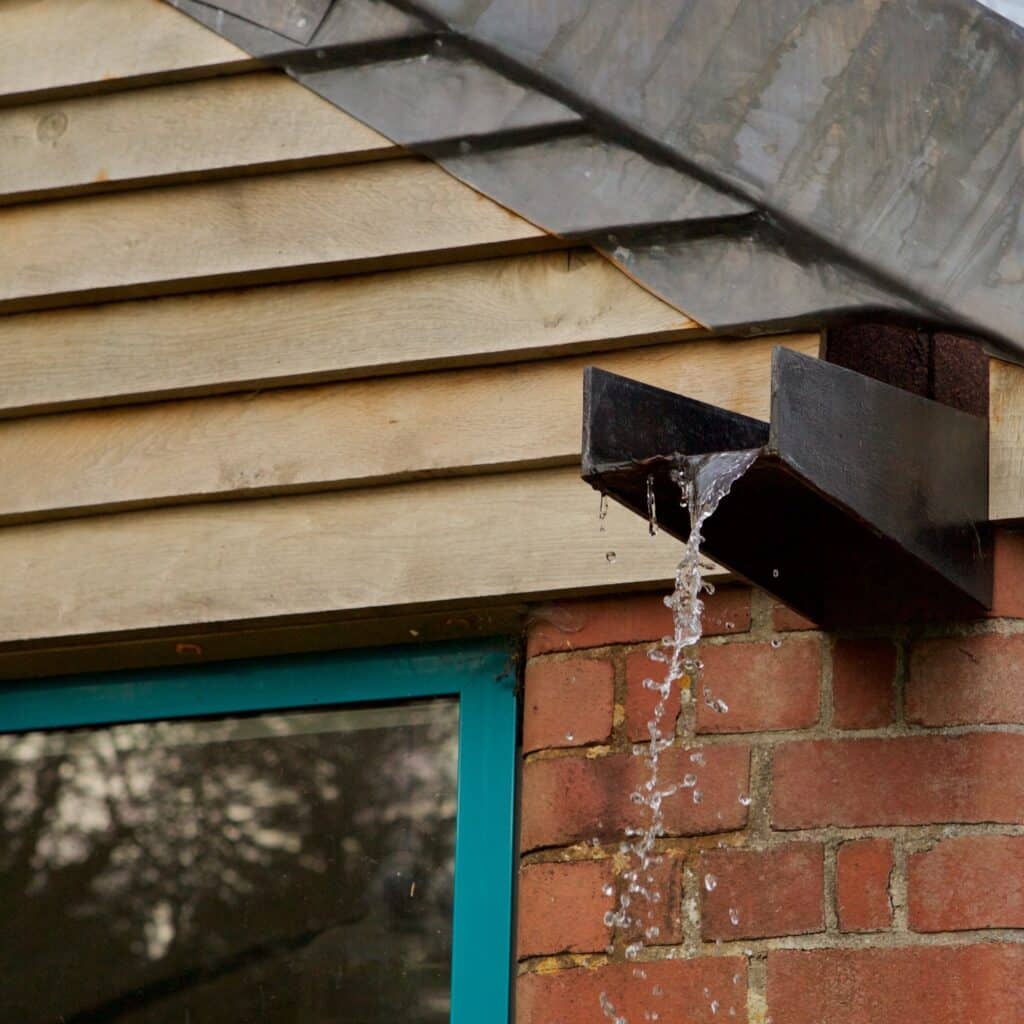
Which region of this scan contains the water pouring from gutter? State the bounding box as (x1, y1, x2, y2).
(599, 451, 756, 1024)
(583, 347, 993, 1021)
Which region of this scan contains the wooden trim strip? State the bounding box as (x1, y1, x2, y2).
(0, 72, 400, 206)
(0, 160, 555, 314)
(0, 0, 257, 107)
(0, 467, 684, 648)
(989, 357, 1023, 524)
(0, 605, 527, 681)
(0, 250, 693, 417)
(0, 334, 818, 526)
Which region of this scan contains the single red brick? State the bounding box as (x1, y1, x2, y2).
(990, 529, 1024, 619)
(700, 843, 824, 940)
(836, 838, 893, 932)
(907, 634, 1024, 726)
(772, 734, 1024, 829)
(527, 588, 751, 656)
(520, 745, 751, 852)
(772, 603, 818, 631)
(624, 649, 682, 742)
(518, 958, 748, 1024)
(767, 945, 1024, 1023)
(832, 638, 897, 729)
(908, 835, 1024, 932)
(517, 861, 613, 958)
(620, 853, 685, 947)
(523, 657, 614, 753)
(695, 638, 820, 734)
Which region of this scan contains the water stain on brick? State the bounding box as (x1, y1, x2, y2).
(520, 745, 751, 851)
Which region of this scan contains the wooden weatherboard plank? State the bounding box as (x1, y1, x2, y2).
(0, 160, 554, 313)
(0, 251, 694, 417)
(0, 467, 682, 648)
(0, 0, 255, 106)
(0, 334, 817, 525)
(0, 73, 399, 205)
(989, 357, 1024, 523)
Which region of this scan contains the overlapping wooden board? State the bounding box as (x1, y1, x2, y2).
(0, 250, 695, 416)
(0, 0, 819, 670)
(0, 72, 399, 204)
(0, 467, 684, 648)
(0, 0, 256, 106)
(0, 159, 556, 313)
(0, 334, 817, 524)
(989, 357, 1024, 523)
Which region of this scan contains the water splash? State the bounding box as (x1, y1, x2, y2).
(599, 450, 756, 1024)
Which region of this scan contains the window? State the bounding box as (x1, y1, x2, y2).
(0, 640, 517, 1023)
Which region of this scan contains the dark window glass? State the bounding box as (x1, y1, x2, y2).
(0, 699, 459, 1023)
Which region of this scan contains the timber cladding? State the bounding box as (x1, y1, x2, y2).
(0, 0, 823, 665)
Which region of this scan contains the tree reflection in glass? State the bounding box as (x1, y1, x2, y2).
(0, 699, 459, 1023)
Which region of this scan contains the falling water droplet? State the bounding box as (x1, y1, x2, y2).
(710, 999, 720, 1015)
(772, 568, 780, 578)
(738, 793, 752, 806)
(704, 873, 718, 892)
(770, 638, 782, 649)
(729, 907, 740, 926)
(692, 789, 703, 804)
(565, 732, 575, 742)
(690, 751, 706, 765)
(646, 474, 658, 536)
(683, 773, 698, 788)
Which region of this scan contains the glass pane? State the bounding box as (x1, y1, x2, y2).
(0, 698, 459, 1024)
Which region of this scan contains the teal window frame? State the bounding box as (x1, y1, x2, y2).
(0, 638, 518, 1024)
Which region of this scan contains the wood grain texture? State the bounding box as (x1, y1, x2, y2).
(0, 334, 818, 524)
(0, 159, 554, 313)
(0, 250, 694, 416)
(989, 357, 1024, 523)
(0, 0, 255, 105)
(0, 72, 399, 204)
(0, 467, 684, 647)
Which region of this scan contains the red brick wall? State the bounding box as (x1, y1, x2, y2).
(516, 533, 1024, 1023)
